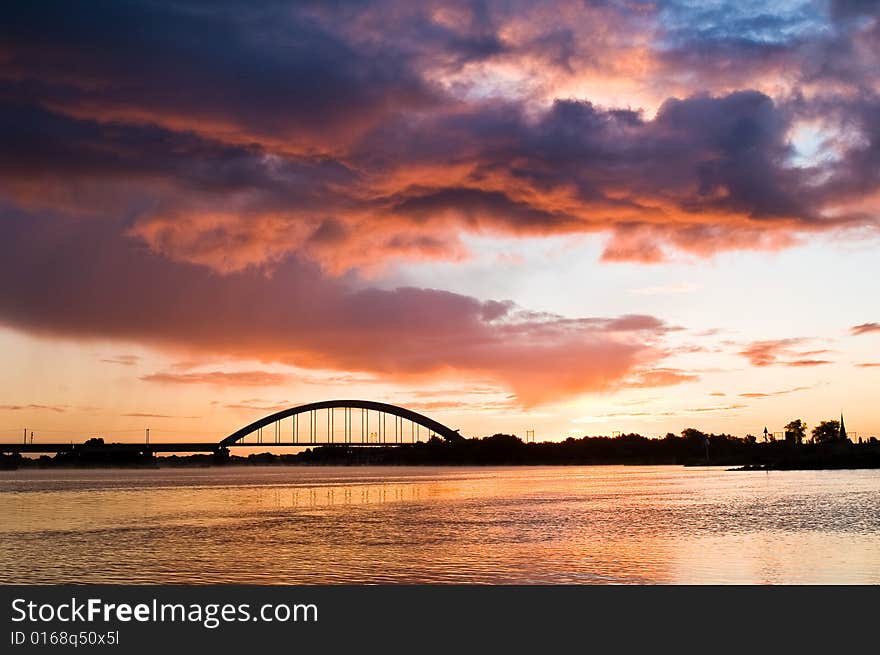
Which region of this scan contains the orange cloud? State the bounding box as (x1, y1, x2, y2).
(122, 412, 200, 419)
(622, 368, 700, 388)
(739, 385, 812, 398)
(223, 400, 292, 412)
(0, 404, 68, 413)
(100, 355, 140, 366)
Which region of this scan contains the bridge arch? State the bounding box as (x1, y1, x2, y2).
(220, 399, 464, 447)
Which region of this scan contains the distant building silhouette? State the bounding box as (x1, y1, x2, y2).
(839, 412, 848, 442)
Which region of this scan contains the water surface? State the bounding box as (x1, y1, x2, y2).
(1, 465, 878, 584)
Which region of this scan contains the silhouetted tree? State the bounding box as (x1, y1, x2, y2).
(681, 428, 708, 446)
(812, 420, 841, 444)
(784, 419, 807, 445)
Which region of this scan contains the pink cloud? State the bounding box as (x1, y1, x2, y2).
(738, 339, 833, 367)
(224, 400, 292, 412)
(0, 214, 677, 406)
(851, 322, 880, 335)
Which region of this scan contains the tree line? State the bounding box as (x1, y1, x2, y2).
(774, 418, 853, 445)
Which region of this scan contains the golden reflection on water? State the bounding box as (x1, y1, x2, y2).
(1, 466, 879, 584)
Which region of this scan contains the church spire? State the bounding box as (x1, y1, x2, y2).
(839, 412, 848, 441)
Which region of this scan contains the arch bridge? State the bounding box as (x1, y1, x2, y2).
(219, 399, 464, 448)
(0, 400, 463, 455)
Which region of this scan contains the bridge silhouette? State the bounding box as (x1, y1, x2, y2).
(0, 400, 464, 455)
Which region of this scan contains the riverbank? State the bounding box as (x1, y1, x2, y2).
(3, 432, 879, 470)
(731, 450, 880, 471)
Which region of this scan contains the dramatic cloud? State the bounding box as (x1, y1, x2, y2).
(1, 1, 878, 407)
(0, 0, 878, 278)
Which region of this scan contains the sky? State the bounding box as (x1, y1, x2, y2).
(1, 0, 879, 444)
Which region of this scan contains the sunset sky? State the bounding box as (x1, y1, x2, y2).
(1, 0, 879, 444)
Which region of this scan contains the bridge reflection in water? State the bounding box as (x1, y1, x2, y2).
(272, 483, 425, 509)
(0, 399, 464, 455)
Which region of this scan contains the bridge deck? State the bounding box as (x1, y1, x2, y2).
(0, 441, 419, 454)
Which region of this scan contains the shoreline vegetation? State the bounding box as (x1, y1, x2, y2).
(3, 428, 879, 471)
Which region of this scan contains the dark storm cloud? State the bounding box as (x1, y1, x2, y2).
(389, 187, 580, 230)
(0, 101, 353, 192)
(830, 0, 880, 19)
(3, 86, 856, 271)
(0, 0, 441, 145)
(368, 91, 850, 260)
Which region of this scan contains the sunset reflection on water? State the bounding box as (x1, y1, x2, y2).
(2, 466, 879, 584)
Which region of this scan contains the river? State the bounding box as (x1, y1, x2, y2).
(2, 465, 878, 584)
